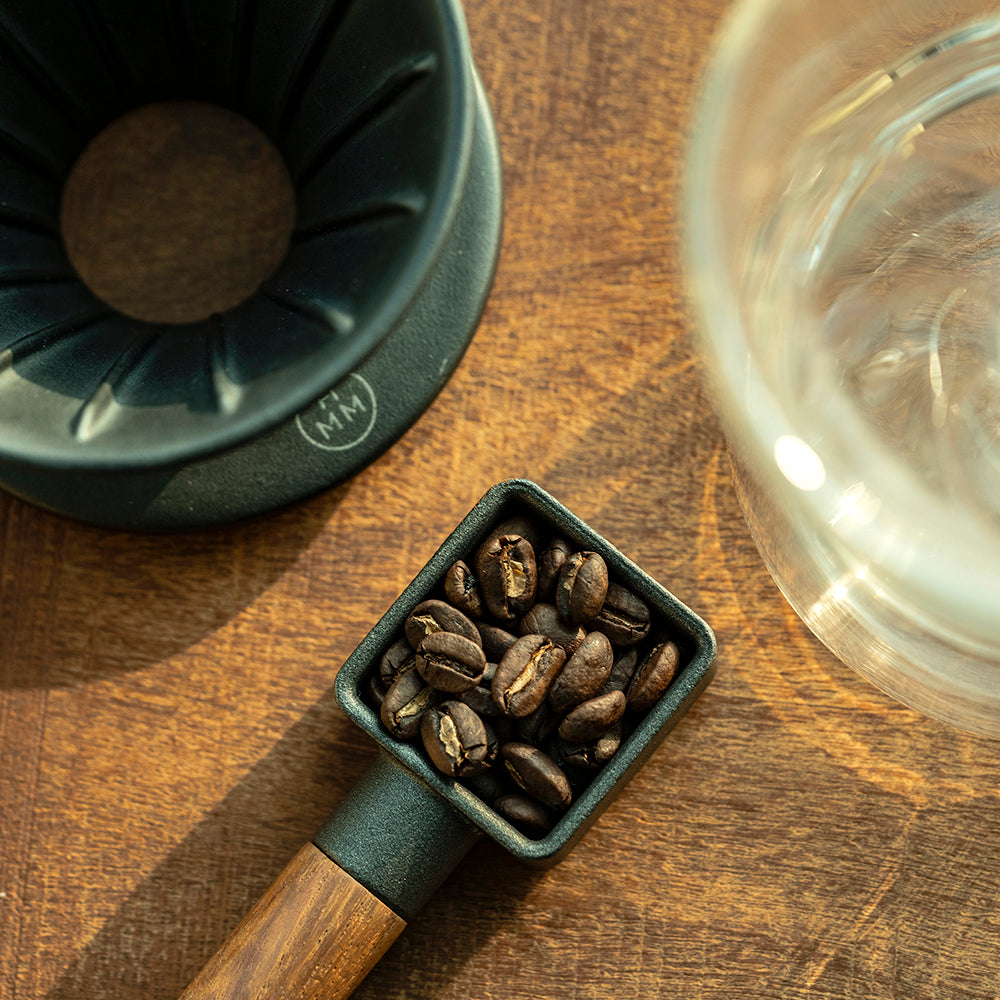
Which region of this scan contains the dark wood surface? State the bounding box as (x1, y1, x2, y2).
(4, 1, 1000, 998)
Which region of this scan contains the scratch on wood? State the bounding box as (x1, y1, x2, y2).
(803, 810, 916, 989)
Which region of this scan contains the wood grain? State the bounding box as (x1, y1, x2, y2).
(178, 844, 406, 1000)
(4, 1, 1000, 1000)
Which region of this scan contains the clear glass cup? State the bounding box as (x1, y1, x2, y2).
(684, 0, 1000, 736)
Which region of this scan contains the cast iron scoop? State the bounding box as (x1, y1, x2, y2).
(178, 480, 717, 999)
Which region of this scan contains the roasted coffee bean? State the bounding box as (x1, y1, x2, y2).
(421, 701, 490, 778)
(488, 714, 518, 743)
(548, 630, 613, 715)
(495, 793, 555, 836)
(627, 640, 680, 712)
(478, 623, 519, 662)
(492, 634, 566, 718)
(443, 560, 484, 619)
(404, 599, 482, 649)
(558, 722, 622, 769)
(467, 770, 505, 805)
(558, 690, 626, 744)
(601, 647, 640, 694)
(592, 582, 650, 645)
(417, 631, 486, 693)
(556, 551, 608, 625)
(536, 536, 572, 601)
(501, 742, 572, 810)
(482, 720, 501, 767)
(476, 534, 537, 620)
(518, 602, 586, 656)
(379, 638, 417, 687)
(456, 682, 503, 719)
(491, 514, 548, 555)
(381, 670, 439, 740)
(367, 671, 389, 708)
(516, 701, 560, 745)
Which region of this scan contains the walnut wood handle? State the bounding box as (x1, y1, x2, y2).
(179, 842, 407, 1000)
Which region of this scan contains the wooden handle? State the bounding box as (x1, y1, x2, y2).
(179, 843, 407, 1000)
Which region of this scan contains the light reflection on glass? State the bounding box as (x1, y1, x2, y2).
(774, 434, 826, 491)
(829, 481, 882, 528)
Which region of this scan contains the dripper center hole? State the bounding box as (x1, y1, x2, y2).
(61, 100, 296, 325)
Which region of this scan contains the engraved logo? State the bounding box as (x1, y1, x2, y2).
(296, 373, 378, 451)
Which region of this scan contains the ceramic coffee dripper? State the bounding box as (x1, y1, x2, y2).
(0, 0, 501, 529)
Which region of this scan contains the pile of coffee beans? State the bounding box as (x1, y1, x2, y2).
(366, 513, 683, 838)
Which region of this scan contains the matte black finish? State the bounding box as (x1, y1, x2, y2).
(0, 0, 502, 528)
(0, 78, 502, 530)
(314, 753, 481, 920)
(326, 480, 717, 913)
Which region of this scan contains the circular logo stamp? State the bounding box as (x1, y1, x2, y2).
(296, 373, 378, 451)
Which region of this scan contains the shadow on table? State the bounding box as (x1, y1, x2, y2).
(44, 683, 541, 1000)
(0, 481, 350, 690)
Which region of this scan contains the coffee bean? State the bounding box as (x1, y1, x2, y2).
(592, 582, 650, 645)
(478, 623, 519, 662)
(501, 742, 572, 810)
(381, 670, 439, 740)
(417, 631, 487, 693)
(558, 690, 626, 743)
(495, 793, 555, 836)
(558, 722, 622, 769)
(421, 701, 490, 778)
(467, 770, 505, 805)
(492, 634, 566, 718)
(476, 534, 537, 620)
(367, 671, 388, 708)
(482, 720, 501, 767)
(627, 640, 680, 712)
(379, 637, 417, 687)
(490, 515, 548, 555)
(601, 647, 640, 694)
(536, 536, 571, 602)
(456, 682, 503, 719)
(404, 599, 482, 649)
(443, 560, 484, 619)
(518, 602, 586, 656)
(548, 630, 613, 715)
(488, 714, 518, 744)
(556, 551, 608, 625)
(516, 701, 560, 745)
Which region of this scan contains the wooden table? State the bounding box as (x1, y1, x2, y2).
(4, 1, 1000, 998)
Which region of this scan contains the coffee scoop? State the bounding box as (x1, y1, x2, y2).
(179, 480, 717, 999)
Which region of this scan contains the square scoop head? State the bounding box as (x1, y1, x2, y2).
(334, 479, 717, 868)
